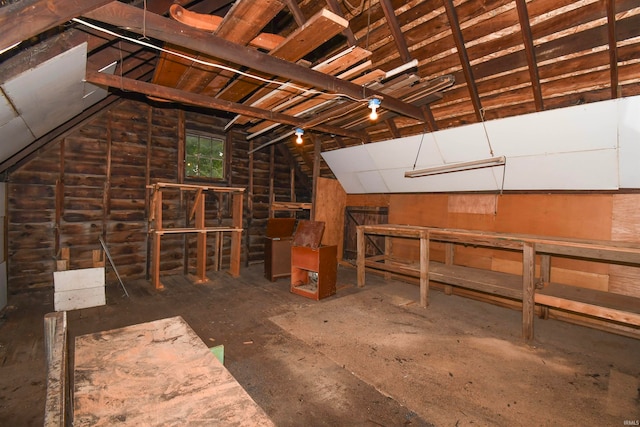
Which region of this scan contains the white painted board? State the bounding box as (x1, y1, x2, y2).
(54, 267, 105, 311)
(618, 95, 640, 188)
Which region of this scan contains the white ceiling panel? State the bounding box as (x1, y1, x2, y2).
(434, 123, 496, 163)
(321, 144, 376, 174)
(356, 170, 389, 193)
(486, 100, 617, 157)
(617, 95, 640, 188)
(364, 133, 441, 170)
(2, 43, 87, 138)
(504, 149, 618, 190)
(0, 93, 18, 127)
(0, 117, 35, 161)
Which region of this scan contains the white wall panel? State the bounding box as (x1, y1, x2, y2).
(504, 149, 618, 190)
(365, 133, 441, 170)
(2, 43, 87, 138)
(433, 123, 495, 163)
(618, 95, 640, 188)
(356, 170, 389, 193)
(486, 101, 617, 157)
(0, 93, 17, 127)
(324, 96, 633, 193)
(0, 116, 35, 160)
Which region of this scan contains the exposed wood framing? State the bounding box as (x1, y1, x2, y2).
(82, 2, 426, 122)
(605, 0, 620, 99)
(515, 0, 544, 112)
(379, 0, 412, 63)
(325, 0, 358, 46)
(443, 0, 483, 122)
(85, 72, 367, 141)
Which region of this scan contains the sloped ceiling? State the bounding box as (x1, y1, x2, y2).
(0, 0, 639, 187)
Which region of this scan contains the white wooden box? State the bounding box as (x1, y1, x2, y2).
(54, 267, 105, 311)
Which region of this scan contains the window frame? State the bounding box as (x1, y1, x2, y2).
(183, 130, 228, 182)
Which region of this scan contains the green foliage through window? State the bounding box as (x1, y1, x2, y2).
(185, 133, 225, 179)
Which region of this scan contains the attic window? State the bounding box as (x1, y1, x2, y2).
(185, 132, 225, 180)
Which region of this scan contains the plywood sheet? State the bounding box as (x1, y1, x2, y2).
(389, 194, 448, 226)
(448, 194, 498, 215)
(610, 194, 640, 296)
(74, 316, 274, 426)
(494, 194, 613, 240)
(315, 177, 346, 251)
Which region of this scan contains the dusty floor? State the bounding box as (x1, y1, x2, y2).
(0, 264, 639, 426)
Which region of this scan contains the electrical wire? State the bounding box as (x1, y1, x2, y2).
(72, 18, 370, 104)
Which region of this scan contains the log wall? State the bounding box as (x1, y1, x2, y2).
(7, 99, 309, 293)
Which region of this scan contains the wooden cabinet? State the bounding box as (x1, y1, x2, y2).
(264, 218, 296, 281)
(291, 245, 337, 300)
(290, 220, 337, 300)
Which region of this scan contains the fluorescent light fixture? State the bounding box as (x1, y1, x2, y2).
(0, 42, 20, 56)
(384, 59, 419, 80)
(405, 156, 506, 178)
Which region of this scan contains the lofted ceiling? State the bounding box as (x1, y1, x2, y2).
(0, 0, 639, 180)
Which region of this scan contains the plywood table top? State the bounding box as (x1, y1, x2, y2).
(73, 316, 274, 426)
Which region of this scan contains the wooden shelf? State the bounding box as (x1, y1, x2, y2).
(148, 183, 244, 289)
(357, 224, 640, 340)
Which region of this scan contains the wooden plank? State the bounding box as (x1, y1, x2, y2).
(168, 4, 284, 50)
(73, 316, 275, 426)
(44, 311, 67, 427)
(238, 47, 373, 127)
(217, 8, 349, 103)
(419, 232, 429, 307)
(536, 284, 640, 326)
(522, 242, 535, 341)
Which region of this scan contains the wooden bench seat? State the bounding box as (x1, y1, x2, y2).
(536, 283, 640, 327)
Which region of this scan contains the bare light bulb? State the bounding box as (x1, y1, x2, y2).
(294, 128, 304, 144)
(368, 98, 381, 121)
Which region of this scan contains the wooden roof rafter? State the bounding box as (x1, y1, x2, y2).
(605, 0, 620, 99)
(515, 0, 544, 112)
(378, 0, 413, 64)
(443, 0, 484, 123)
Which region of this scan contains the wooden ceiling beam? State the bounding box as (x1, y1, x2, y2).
(379, 0, 412, 64)
(86, 71, 368, 141)
(284, 0, 306, 27)
(443, 0, 483, 123)
(0, 0, 112, 53)
(515, 0, 544, 112)
(83, 2, 425, 122)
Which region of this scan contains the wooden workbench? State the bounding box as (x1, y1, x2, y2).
(73, 316, 274, 426)
(356, 224, 640, 340)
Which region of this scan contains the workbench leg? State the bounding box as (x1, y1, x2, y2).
(384, 236, 392, 279)
(356, 227, 365, 288)
(419, 233, 430, 308)
(444, 242, 454, 295)
(522, 242, 535, 341)
(195, 192, 207, 283)
(152, 232, 162, 289)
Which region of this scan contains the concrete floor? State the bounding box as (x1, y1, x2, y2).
(0, 264, 638, 426)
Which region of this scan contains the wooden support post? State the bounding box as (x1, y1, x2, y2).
(444, 242, 454, 295)
(522, 242, 536, 341)
(195, 191, 207, 283)
(419, 231, 430, 308)
(538, 254, 551, 319)
(152, 189, 163, 289)
(229, 191, 243, 277)
(44, 311, 67, 427)
(356, 226, 365, 288)
(384, 235, 392, 279)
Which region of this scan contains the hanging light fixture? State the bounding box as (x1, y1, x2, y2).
(368, 98, 381, 121)
(404, 156, 506, 178)
(294, 128, 304, 144)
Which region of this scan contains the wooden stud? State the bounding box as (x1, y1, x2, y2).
(419, 231, 430, 308)
(522, 242, 536, 341)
